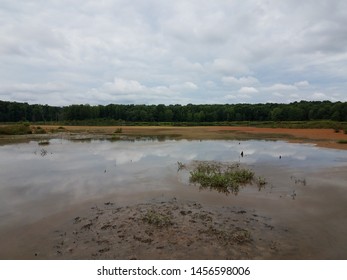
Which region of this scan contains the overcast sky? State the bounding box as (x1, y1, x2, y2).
(1, 0, 347, 106)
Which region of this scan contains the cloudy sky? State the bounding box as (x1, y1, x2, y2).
(1, 0, 347, 106)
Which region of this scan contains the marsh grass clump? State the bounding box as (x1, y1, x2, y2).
(337, 140, 347, 144)
(256, 176, 267, 190)
(110, 135, 121, 141)
(49, 126, 66, 133)
(0, 124, 32, 135)
(189, 161, 254, 195)
(38, 140, 50, 146)
(33, 126, 46, 134)
(114, 128, 123, 133)
(203, 226, 251, 245)
(231, 229, 252, 244)
(142, 210, 172, 228)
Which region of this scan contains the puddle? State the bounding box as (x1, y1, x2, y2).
(1, 138, 347, 259)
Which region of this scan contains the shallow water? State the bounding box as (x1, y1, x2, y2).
(0, 138, 347, 227)
(1, 138, 347, 259)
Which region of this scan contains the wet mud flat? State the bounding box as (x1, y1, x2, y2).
(51, 198, 293, 260)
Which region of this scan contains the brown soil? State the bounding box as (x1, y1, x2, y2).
(1, 198, 295, 260)
(52, 198, 296, 260)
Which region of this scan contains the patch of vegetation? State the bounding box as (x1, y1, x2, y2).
(203, 226, 251, 244)
(189, 161, 255, 195)
(231, 229, 252, 244)
(0, 124, 32, 135)
(142, 210, 173, 228)
(49, 126, 66, 133)
(38, 140, 50, 146)
(181, 161, 268, 195)
(337, 140, 347, 144)
(32, 126, 46, 134)
(70, 137, 93, 143)
(114, 128, 123, 133)
(256, 176, 267, 189)
(192, 213, 213, 222)
(110, 135, 121, 141)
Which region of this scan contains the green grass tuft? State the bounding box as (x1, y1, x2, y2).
(189, 161, 254, 195)
(142, 210, 172, 228)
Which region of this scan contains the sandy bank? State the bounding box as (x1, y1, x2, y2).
(36, 125, 347, 150)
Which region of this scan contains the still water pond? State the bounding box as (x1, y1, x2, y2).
(1, 138, 347, 229)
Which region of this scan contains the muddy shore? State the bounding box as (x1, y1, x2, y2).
(1, 125, 347, 149)
(52, 125, 347, 150)
(48, 198, 294, 260)
(0, 196, 299, 260)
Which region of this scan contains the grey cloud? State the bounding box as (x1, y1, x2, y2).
(85, 77, 195, 105)
(0, 0, 346, 105)
(222, 76, 259, 86)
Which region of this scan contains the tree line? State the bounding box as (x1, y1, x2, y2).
(1, 100, 347, 123)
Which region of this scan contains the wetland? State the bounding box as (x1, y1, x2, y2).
(0, 127, 347, 259)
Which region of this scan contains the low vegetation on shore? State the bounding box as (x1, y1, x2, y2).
(0, 123, 32, 135)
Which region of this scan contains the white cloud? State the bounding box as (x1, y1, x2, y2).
(102, 78, 146, 94)
(311, 92, 328, 100)
(294, 80, 310, 88)
(170, 82, 198, 91)
(238, 87, 259, 94)
(222, 76, 259, 86)
(86, 78, 197, 105)
(266, 83, 298, 91)
(225, 94, 251, 101)
(224, 94, 237, 100)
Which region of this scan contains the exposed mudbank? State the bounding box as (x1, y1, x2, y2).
(50, 198, 293, 260)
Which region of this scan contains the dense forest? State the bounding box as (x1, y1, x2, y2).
(1, 100, 347, 123)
